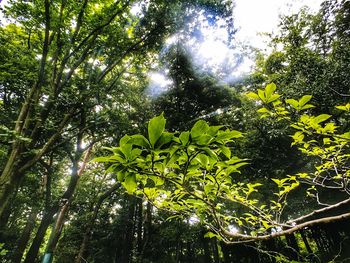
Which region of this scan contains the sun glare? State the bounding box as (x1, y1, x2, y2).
(147, 72, 173, 97)
(197, 40, 229, 66)
(147, 0, 324, 96)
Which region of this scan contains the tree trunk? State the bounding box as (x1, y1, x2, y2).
(136, 198, 143, 258)
(140, 202, 152, 259)
(0, 149, 22, 220)
(23, 207, 57, 263)
(75, 183, 120, 263)
(0, 192, 17, 238)
(12, 207, 39, 263)
(42, 200, 70, 263)
(41, 145, 92, 263)
(201, 230, 211, 263)
(300, 230, 313, 254)
(211, 238, 220, 263)
(115, 196, 136, 263)
(285, 233, 300, 261)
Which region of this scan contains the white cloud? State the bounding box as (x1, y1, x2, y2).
(233, 0, 324, 49)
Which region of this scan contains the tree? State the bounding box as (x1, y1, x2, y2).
(0, 1, 237, 261)
(0, 0, 235, 220)
(251, 0, 350, 114)
(97, 83, 350, 255)
(151, 44, 241, 131)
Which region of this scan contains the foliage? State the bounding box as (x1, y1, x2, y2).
(251, 0, 350, 114)
(1, 0, 350, 262)
(98, 83, 350, 245)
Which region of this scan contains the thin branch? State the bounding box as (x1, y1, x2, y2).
(18, 111, 75, 173)
(287, 197, 350, 224)
(222, 211, 350, 242)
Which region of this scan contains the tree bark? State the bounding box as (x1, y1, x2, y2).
(0, 148, 22, 219)
(136, 198, 143, 258)
(300, 230, 313, 254)
(75, 183, 120, 263)
(41, 145, 92, 263)
(140, 202, 152, 259)
(115, 196, 136, 263)
(23, 207, 57, 263)
(0, 0, 51, 219)
(42, 200, 70, 263)
(12, 207, 39, 263)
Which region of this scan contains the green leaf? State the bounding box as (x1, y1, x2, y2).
(204, 184, 215, 194)
(117, 169, 128, 182)
(93, 156, 112, 163)
(191, 120, 209, 139)
(195, 134, 213, 146)
(207, 126, 223, 136)
(196, 153, 209, 167)
(155, 132, 174, 148)
(299, 95, 312, 106)
(131, 148, 142, 159)
(340, 131, 350, 140)
(300, 104, 315, 110)
(120, 135, 131, 146)
(265, 83, 277, 99)
(267, 94, 281, 103)
(120, 143, 132, 159)
(257, 107, 270, 114)
(271, 178, 282, 187)
(202, 148, 218, 161)
(246, 92, 260, 100)
(286, 99, 299, 109)
(257, 89, 266, 102)
(216, 130, 243, 141)
(313, 114, 331, 124)
(130, 134, 150, 148)
(148, 114, 166, 148)
(179, 131, 190, 146)
(219, 145, 231, 159)
(261, 220, 270, 229)
(335, 103, 350, 112)
(123, 173, 137, 194)
(204, 232, 218, 239)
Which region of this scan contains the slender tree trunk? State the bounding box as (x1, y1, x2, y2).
(41, 145, 92, 263)
(0, 0, 51, 219)
(12, 208, 39, 263)
(300, 230, 313, 254)
(201, 230, 211, 263)
(75, 183, 120, 263)
(23, 207, 57, 263)
(140, 202, 152, 259)
(285, 233, 300, 261)
(211, 238, 220, 263)
(42, 200, 70, 263)
(136, 198, 143, 258)
(0, 188, 18, 237)
(115, 196, 136, 263)
(0, 148, 22, 219)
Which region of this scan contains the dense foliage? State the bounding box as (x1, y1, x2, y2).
(1, 0, 350, 262)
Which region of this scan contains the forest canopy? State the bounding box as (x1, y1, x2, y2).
(0, 0, 350, 262)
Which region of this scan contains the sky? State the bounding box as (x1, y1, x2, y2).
(233, 0, 324, 50)
(148, 0, 324, 94)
